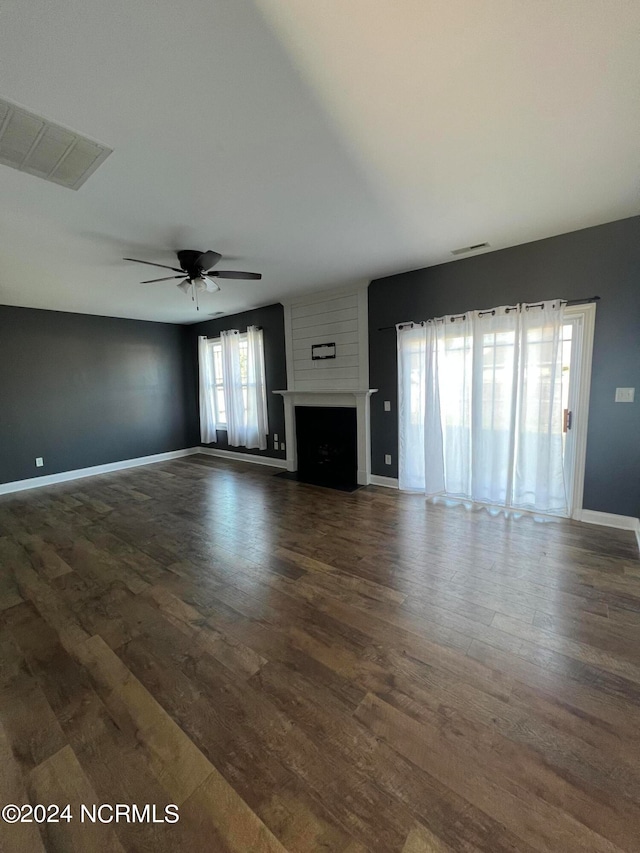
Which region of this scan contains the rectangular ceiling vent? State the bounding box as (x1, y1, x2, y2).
(451, 241, 490, 256)
(0, 98, 112, 190)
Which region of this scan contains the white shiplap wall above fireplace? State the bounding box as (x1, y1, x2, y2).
(277, 283, 376, 485)
(284, 284, 370, 391)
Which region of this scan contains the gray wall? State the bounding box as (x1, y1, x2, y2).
(187, 302, 287, 462)
(369, 216, 640, 518)
(0, 306, 197, 485)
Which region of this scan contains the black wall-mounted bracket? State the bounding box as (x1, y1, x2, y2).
(312, 342, 336, 360)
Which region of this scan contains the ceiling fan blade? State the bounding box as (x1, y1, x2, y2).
(208, 270, 262, 280)
(124, 258, 184, 272)
(197, 250, 222, 271)
(141, 275, 185, 283)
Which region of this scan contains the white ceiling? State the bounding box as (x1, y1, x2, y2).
(0, 0, 638, 324)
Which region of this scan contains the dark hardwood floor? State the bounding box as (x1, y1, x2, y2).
(1, 454, 639, 852)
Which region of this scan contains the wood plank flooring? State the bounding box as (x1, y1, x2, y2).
(0, 453, 639, 852)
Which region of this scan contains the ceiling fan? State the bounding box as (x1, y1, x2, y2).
(124, 250, 261, 305)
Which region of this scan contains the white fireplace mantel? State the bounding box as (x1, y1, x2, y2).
(273, 388, 378, 485)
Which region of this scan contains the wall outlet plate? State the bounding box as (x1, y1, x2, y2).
(35, 457, 44, 467)
(384, 454, 392, 465)
(384, 400, 391, 411)
(281, 442, 285, 451)
(615, 387, 635, 403)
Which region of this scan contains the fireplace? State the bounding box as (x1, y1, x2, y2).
(273, 388, 377, 486)
(294, 406, 357, 489)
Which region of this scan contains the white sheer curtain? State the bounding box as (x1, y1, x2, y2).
(398, 301, 568, 516)
(245, 325, 269, 450)
(397, 324, 428, 491)
(219, 327, 268, 451)
(512, 303, 566, 512)
(198, 336, 218, 443)
(220, 329, 245, 447)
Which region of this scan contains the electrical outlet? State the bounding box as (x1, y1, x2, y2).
(384, 400, 391, 412)
(384, 454, 392, 465)
(281, 442, 285, 451)
(274, 434, 279, 442)
(615, 387, 635, 403)
(35, 457, 44, 468)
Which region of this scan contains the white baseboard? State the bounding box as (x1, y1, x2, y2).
(197, 446, 287, 469)
(0, 448, 200, 496)
(578, 509, 640, 531)
(369, 474, 399, 489)
(578, 510, 640, 554)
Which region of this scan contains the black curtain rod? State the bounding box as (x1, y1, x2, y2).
(377, 296, 600, 332)
(205, 325, 262, 339)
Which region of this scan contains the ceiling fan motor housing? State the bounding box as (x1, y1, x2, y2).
(177, 250, 207, 277)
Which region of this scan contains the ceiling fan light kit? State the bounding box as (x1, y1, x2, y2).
(124, 249, 261, 309)
(193, 276, 220, 293)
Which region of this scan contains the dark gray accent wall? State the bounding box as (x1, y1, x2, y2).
(0, 306, 197, 485)
(187, 302, 287, 462)
(369, 216, 640, 518)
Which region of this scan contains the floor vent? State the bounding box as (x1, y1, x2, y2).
(0, 98, 112, 190)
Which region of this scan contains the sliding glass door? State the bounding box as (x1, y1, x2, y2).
(398, 301, 595, 518)
(560, 307, 594, 517)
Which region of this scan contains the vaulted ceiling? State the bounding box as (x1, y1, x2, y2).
(0, 0, 638, 323)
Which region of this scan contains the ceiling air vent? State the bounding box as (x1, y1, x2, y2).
(451, 242, 490, 256)
(0, 98, 112, 190)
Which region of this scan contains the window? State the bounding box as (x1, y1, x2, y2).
(198, 326, 269, 450)
(398, 301, 569, 516)
(209, 335, 248, 427)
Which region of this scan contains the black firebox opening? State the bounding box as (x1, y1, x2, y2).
(294, 405, 357, 490)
